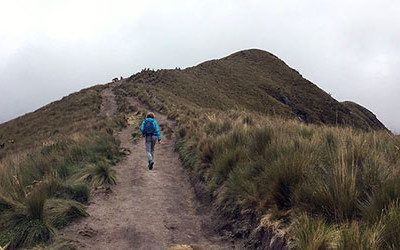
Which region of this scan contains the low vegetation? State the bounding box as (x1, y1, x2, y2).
(0, 86, 122, 248)
(0, 131, 121, 248)
(173, 112, 400, 248)
(0, 49, 396, 248)
(115, 49, 399, 248)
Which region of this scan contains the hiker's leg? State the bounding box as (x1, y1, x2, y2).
(145, 136, 153, 163)
(151, 135, 157, 161)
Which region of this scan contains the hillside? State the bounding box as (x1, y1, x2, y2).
(0, 85, 124, 248)
(116, 50, 399, 249)
(125, 49, 386, 131)
(0, 86, 106, 159)
(342, 101, 387, 130)
(0, 49, 386, 156)
(0, 49, 398, 249)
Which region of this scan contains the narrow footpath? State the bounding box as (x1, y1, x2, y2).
(60, 84, 234, 250)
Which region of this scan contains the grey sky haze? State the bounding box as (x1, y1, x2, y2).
(0, 0, 399, 132)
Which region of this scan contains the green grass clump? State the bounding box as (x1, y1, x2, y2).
(79, 162, 117, 187)
(40, 178, 90, 203)
(6, 216, 55, 248)
(379, 201, 400, 249)
(0, 136, 118, 247)
(338, 222, 384, 250)
(290, 215, 340, 249)
(0, 189, 54, 248)
(45, 198, 89, 229)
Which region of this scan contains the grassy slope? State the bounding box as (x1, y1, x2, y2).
(0, 85, 122, 248)
(0, 48, 394, 248)
(0, 86, 110, 158)
(127, 49, 386, 131)
(175, 114, 400, 249)
(118, 78, 400, 248)
(342, 101, 386, 130)
(115, 49, 398, 248)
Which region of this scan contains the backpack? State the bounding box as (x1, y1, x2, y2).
(144, 119, 156, 135)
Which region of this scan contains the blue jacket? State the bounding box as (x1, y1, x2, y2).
(140, 118, 161, 140)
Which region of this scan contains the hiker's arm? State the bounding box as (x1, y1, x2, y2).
(154, 121, 161, 141)
(140, 120, 145, 136)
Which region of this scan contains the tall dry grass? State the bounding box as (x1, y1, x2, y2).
(0, 131, 121, 247)
(174, 111, 400, 248)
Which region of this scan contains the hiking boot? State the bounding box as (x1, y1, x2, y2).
(149, 162, 154, 170)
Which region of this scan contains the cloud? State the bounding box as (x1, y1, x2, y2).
(0, 0, 399, 132)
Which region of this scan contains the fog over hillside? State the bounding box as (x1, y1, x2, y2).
(0, 0, 399, 132)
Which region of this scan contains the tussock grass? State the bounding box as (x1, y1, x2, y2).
(113, 53, 395, 248)
(0, 85, 123, 248)
(39, 178, 90, 203)
(379, 201, 400, 249)
(338, 222, 384, 250)
(79, 162, 117, 187)
(0, 139, 118, 247)
(0, 188, 54, 248)
(172, 112, 400, 248)
(45, 198, 89, 229)
(290, 215, 340, 249)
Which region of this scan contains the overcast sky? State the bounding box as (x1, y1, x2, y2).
(0, 0, 399, 132)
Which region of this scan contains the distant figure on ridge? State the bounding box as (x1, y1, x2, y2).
(140, 112, 161, 170)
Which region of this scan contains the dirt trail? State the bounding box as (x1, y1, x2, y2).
(61, 84, 233, 249)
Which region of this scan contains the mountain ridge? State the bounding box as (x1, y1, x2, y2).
(0, 48, 388, 155)
(126, 48, 386, 131)
(0, 49, 397, 249)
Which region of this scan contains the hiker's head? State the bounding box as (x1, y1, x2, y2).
(146, 112, 155, 119)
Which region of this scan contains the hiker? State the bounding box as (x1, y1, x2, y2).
(140, 112, 161, 170)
